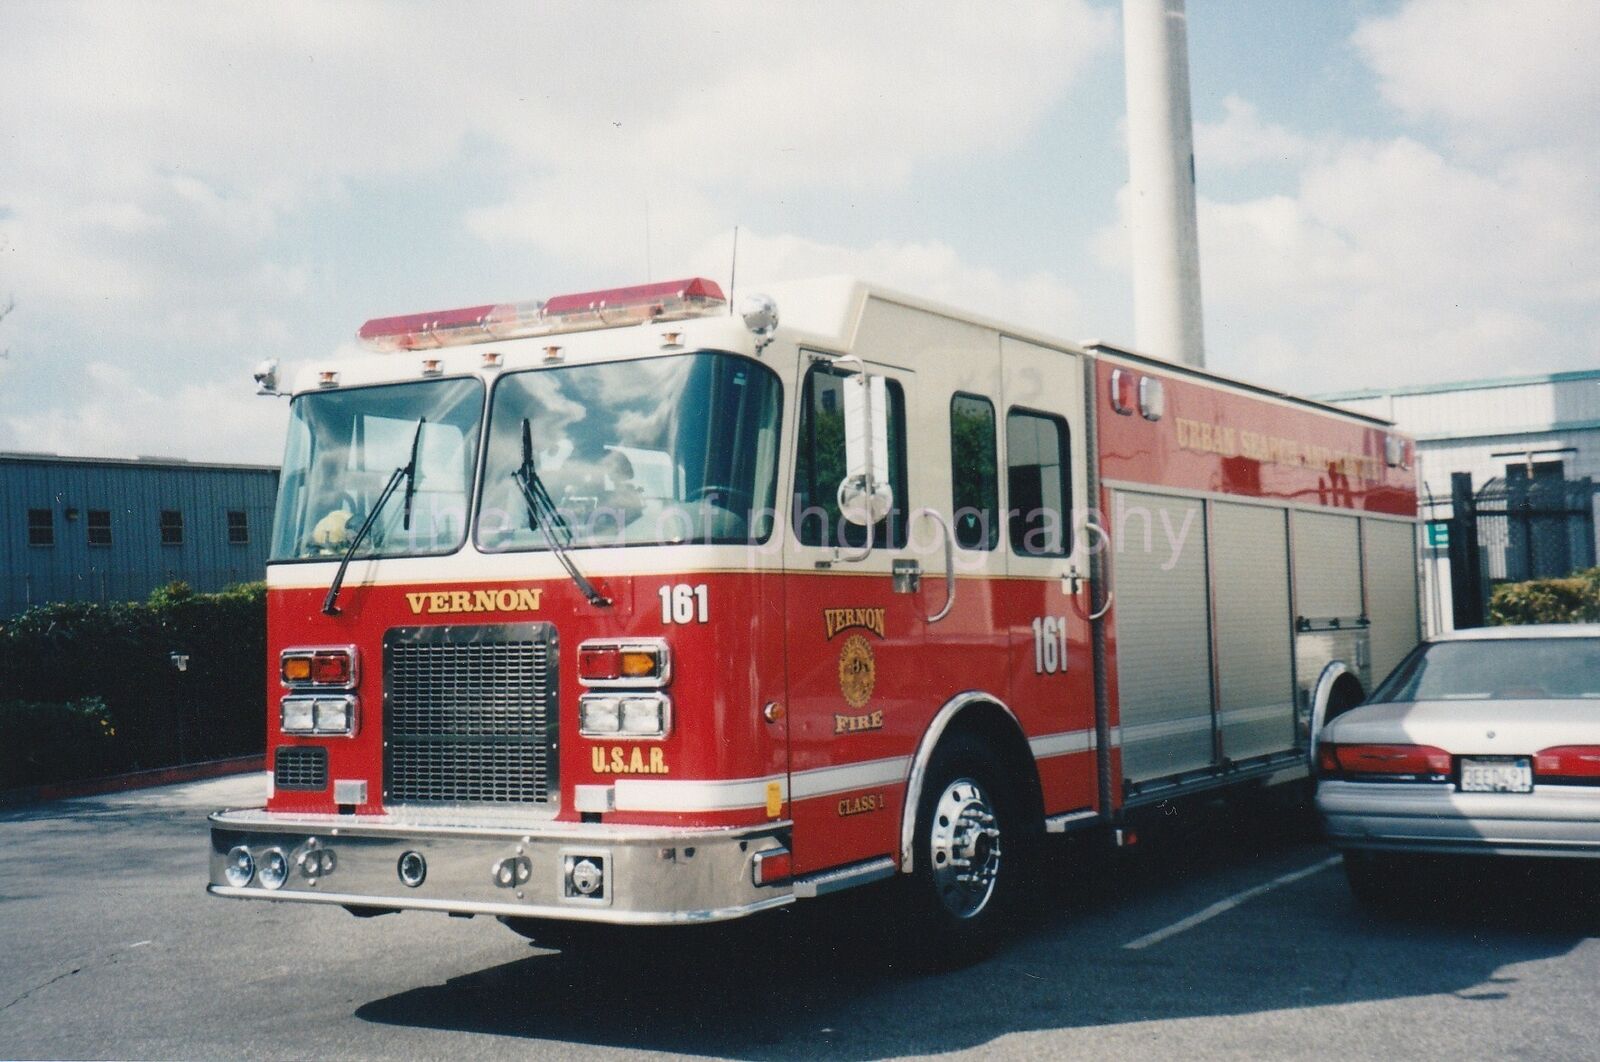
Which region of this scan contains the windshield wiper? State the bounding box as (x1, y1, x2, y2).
(513, 417, 611, 608)
(323, 417, 425, 616)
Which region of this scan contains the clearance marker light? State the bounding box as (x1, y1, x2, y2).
(357, 278, 727, 352)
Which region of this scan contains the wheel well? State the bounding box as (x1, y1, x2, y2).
(938, 702, 1045, 833)
(1326, 673, 1365, 721)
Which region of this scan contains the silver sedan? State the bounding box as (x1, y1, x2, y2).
(1315, 624, 1600, 902)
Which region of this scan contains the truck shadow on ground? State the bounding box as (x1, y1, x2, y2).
(356, 798, 1600, 1059)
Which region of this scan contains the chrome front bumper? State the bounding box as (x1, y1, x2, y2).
(208, 808, 794, 924)
(1317, 780, 1600, 859)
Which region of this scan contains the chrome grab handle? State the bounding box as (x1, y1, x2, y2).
(913, 507, 956, 623)
(1069, 512, 1113, 622)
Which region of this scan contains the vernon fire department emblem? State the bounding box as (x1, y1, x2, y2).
(837, 634, 876, 710)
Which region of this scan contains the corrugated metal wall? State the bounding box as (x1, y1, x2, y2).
(0, 456, 278, 616)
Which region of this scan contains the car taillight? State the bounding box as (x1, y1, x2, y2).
(1320, 743, 1452, 781)
(1535, 746, 1600, 782)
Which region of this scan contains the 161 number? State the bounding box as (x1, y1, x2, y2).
(1030, 616, 1069, 674)
(659, 583, 709, 625)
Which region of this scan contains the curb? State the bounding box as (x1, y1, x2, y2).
(0, 754, 266, 808)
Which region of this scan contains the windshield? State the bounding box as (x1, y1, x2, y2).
(271, 378, 484, 562)
(1369, 637, 1600, 702)
(476, 352, 782, 552)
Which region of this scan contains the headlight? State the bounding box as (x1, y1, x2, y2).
(280, 695, 357, 735)
(313, 697, 353, 733)
(620, 694, 671, 737)
(258, 848, 290, 890)
(281, 698, 315, 733)
(224, 845, 255, 887)
(579, 695, 622, 736)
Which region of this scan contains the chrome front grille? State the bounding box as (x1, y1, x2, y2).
(274, 746, 328, 791)
(383, 624, 558, 805)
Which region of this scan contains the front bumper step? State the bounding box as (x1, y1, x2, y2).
(209, 808, 794, 925)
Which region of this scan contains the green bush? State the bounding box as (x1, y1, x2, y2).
(0, 581, 266, 782)
(1487, 567, 1600, 626)
(0, 697, 118, 789)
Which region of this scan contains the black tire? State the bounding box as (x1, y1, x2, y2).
(902, 732, 1030, 967)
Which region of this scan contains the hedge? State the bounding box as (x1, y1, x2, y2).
(1487, 567, 1600, 626)
(0, 581, 266, 789)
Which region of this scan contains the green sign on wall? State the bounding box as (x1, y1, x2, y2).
(1426, 521, 1450, 548)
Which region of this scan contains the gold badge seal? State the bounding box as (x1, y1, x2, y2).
(837, 634, 876, 710)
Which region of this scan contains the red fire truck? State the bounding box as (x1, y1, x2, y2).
(211, 276, 1420, 947)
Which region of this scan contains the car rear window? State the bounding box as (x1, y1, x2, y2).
(1369, 637, 1600, 703)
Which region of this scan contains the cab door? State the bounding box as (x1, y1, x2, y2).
(997, 337, 1097, 816)
(783, 351, 920, 875)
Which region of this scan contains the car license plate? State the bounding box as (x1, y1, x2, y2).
(1459, 757, 1533, 793)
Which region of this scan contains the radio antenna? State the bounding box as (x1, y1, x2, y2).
(728, 225, 739, 315)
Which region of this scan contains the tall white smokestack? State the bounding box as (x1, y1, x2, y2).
(1123, 0, 1205, 367)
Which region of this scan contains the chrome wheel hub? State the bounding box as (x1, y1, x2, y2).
(928, 777, 1002, 920)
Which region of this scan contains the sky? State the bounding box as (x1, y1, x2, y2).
(0, 0, 1596, 465)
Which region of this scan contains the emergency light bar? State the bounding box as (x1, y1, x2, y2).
(357, 278, 727, 353)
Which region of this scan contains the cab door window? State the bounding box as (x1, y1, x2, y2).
(1007, 408, 1072, 557)
(792, 363, 908, 549)
(950, 393, 998, 550)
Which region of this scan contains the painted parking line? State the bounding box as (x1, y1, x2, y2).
(1121, 855, 1341, 951)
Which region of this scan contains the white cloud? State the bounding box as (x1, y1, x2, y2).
(1196, 96, 1313, 170)
(1353, 0, 1600, 157)
(0, 361, 289, 465)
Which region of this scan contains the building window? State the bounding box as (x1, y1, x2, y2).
(27, 508, 54, 547)
(1007, 408, 1073, 557)
(950, 393, 999, 551)
(160, 509, 184, 546)
(87, 509, 112, 547)
(227, 509, 249, 545)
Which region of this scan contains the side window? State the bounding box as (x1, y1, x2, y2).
(87, 509, 112, 546)
(27, 508, 53, 547)
(950, 393, 998, 550)
(792, 362, 908, 550)
(227, 509, 249, 545)
(160, 509, 184, 546)
(1007, 408, 1072, 557)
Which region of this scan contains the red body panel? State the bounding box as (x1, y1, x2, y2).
(1095, 361, 1416, 515)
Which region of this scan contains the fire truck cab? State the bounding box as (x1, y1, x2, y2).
(211, 276, 1420, 944)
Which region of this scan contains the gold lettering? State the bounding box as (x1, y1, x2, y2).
(428, 592, 450, 613)
(650, 748, 667, 774)
(406, 592, 428, 614)
(591, 747, 606, 773)
(473, 590, 496, 612)
(837, 793, 885, 817)
(824, 607, 886, 640)
(449, 590, 471, 612)
(516, 588, 542, 611)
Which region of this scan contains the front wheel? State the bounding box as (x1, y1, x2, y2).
(905, 734, 1025, 964)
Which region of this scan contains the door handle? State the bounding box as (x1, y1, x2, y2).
(912, 507, 956, 623)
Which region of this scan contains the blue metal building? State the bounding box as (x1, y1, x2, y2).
(0, 452, 279, 617)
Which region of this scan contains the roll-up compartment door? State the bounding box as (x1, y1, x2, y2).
(1211, 502, 1296, 762)
(1292, 511, 1362, 623)
(1113, 490, 1213, 783)
(1363, 518, 1421, 684)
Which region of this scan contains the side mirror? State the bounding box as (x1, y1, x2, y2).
(838, 370, 893, 526)
(254, 358, 281, 396)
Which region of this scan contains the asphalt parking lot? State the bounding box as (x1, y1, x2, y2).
(4, 774, 1600, 1060)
